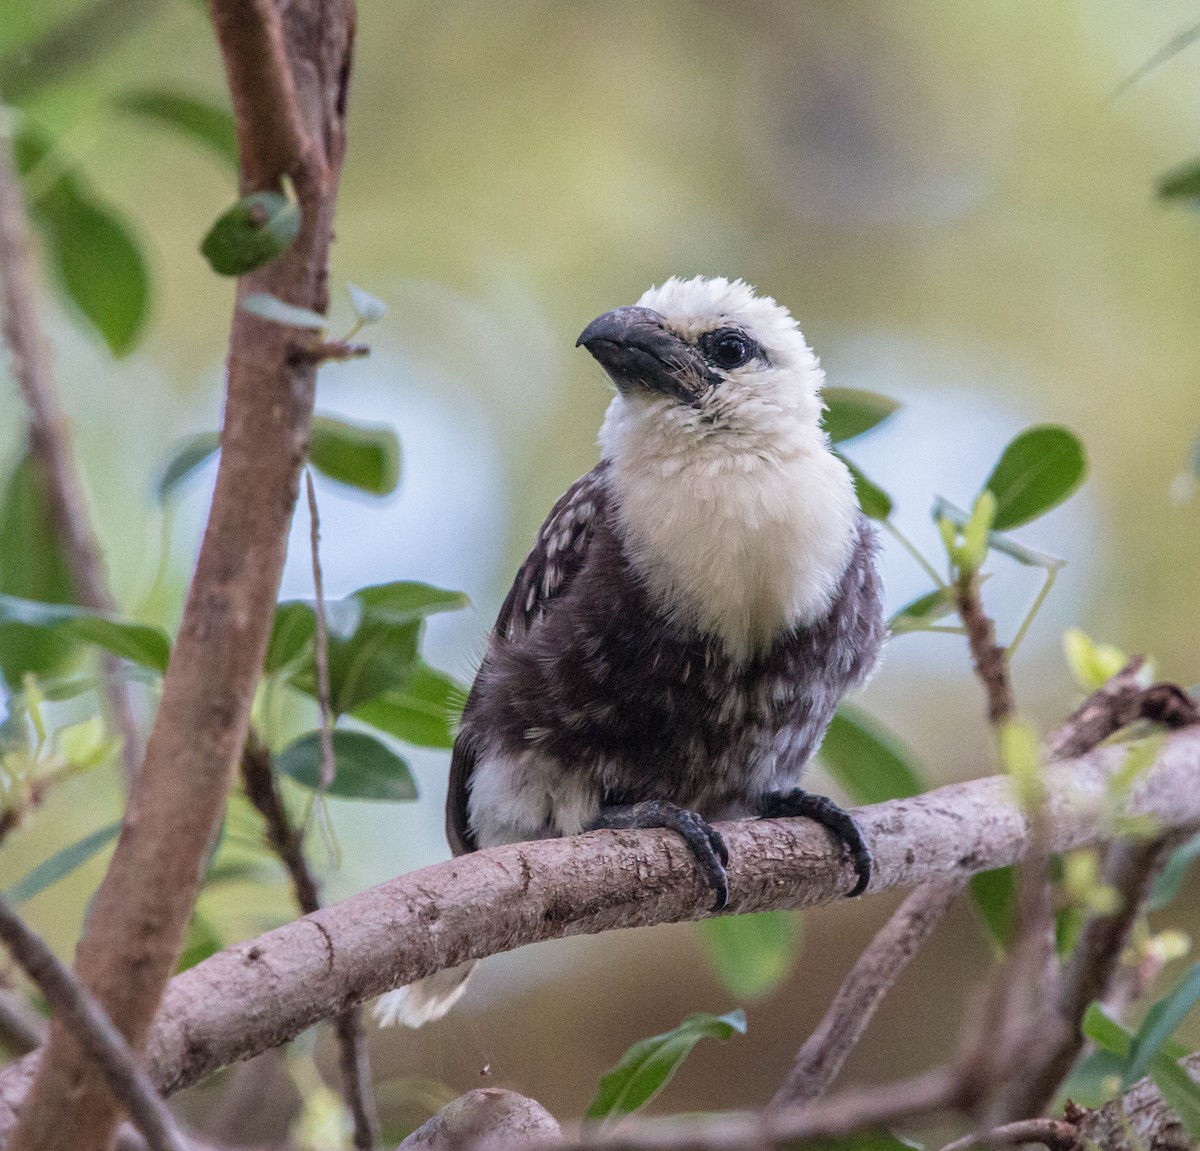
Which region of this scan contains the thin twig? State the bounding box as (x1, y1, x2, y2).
(882, 519, 947, 588)
(0, 106, 142, 788)
(938, 1117, 1081, 1151)
(953, 570, 1014, 726)
(0, 895, 186, 1151)
(240, 732, 379, 1148)
(304, 470, 336, 791)
(769, 877, 966, 1109)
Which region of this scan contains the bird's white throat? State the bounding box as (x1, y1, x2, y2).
(599, 394, 859, 659)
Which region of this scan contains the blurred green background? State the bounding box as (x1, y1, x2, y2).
(3, 0, 1200, 1140)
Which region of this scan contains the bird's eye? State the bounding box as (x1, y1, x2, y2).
(704, 329, 755, 371)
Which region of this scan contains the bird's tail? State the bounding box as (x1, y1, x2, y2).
(372, 960, 477, 1029)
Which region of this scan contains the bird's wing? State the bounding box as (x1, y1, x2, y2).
(445, 463, 611, 855)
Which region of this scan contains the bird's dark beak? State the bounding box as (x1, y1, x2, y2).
(576, 306, 715, 402)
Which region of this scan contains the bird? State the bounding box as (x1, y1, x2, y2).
(374, 275, 886, 1028)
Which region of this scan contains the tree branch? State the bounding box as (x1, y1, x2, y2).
(240, 733, 379, 1148)
(938, 1118, 1081, 1151)
(768, 877, 966, 1109)
(954, 571, 1014, 727)
(0, 727, 1194, 1133)
(0, 108, 142, 787)
(6, 2, 355, 1147)
(0, 896, 186, 1151)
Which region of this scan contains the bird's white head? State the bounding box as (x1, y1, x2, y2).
(579, 276, 827, 459)
(578, 276, 861, 654)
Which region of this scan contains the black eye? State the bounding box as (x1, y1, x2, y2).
(703, 328, 755, 370)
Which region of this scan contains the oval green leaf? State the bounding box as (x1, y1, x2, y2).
(1125, 963, 1200, 1086)
(352, 581, 470, 621)
(265, 601, 316, 675)
(982, 425, 1086, 530)
(309, 415, 400, 497)
(823, 388, 900, 445)
(817, 705, 925, 806)
(114, 89, 238, 169)
(351, 662, 463, 749)
(584, 1010, 746, 1127)
(201, 191, 300, 277)
(969, 865, 1016, 951)
(888, 587, 956, 634)
(275, 729, 418, 801)
(1159, 160, 1200, 202)
(697, 911, 800, 1001)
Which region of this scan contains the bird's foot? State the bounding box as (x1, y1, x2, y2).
(758, 788, 872, 898)
(591, 800, 730, 911)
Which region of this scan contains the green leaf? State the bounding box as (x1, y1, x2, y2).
(1150, 831, 1200, 911)
(1082, 1003, 1133, 1058)
(888, 587, 956, 634)
(309, 415, 400, 497)
(350, 662, 463, 749)
(1126, 963, 1200, 1086)
(0, 452, 78, 686)
(584, 1010, 746, 1127)
(932, 498, 1066, 570)
(240, 293, 326, 329)
(817, 705, 925, 806)
(201, 192, 300, 277)
(823, 388, 900, 445)
(0, 595, 170, 674)
(970, 866, 1017, 950)
(1159, 161, 1200, 202)
(352, 582, 470, 622)
(839, 456, 893, 521)
(697, 912, 800, 1001)
(982, 425, 1087, 531)
(6, 822, 121, 904)
(265, 600, 316, 675)
(158, 433, 221, 503)
(114, 89, 237, 168)
(275, 729, 418, 801)
(347, 283, 388, 323)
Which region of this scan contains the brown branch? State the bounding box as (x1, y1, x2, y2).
(994, 834, 1180, 1122)
(0, 728, 1192, 1132)
(304, 471, 336, 790)
(240, 733, 379, 1148)
(6, 2, 355, 1148)
(954, 571, 1014, 727)
(938, 1118, 1081, 1151)
(0, 896, 186, 1151)
(587, 1068, 963, 1151)
(0, 108, 142, 788)
(0, 987, 45, 1056)
(768, 876, 966, 1109)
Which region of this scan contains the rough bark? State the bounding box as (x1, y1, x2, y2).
(6, 2, 354, 1147)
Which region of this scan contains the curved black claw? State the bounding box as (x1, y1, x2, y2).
(591, 800, 729, 911)
(758, 789, 872, 898)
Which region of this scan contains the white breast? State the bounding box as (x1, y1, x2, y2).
(599, 395, 859, 659)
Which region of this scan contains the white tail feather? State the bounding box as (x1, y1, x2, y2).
(372, 961, 477, 1028)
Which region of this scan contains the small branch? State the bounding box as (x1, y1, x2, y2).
(0, 108, 142, 787)
(938, 1118, 1081, 1151)
(590, 1068, 963, 1151)
(207, 0, 310, 191)
(994, 834, 1180, 1122)
(0, 987, 46, 1055)
(290, 340, 369, 365)
(304, 470, 336, 790)
(1047, 659, 1200, 762)
(953, 571, 1014, 727)
(0, 895, 186, 1151)
(769, 877, 966, 1109)
(240, 733, 379, 1149)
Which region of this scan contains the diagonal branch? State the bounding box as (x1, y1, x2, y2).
(0, 108, 142, 787)
(0, 896, 186, 1151)
(6, 2, 356, 1148)
(768, 876, 966, 1109)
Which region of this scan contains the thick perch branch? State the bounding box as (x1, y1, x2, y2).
(7, 2, 355, 1147)
(0, 727, 1196, 1134)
